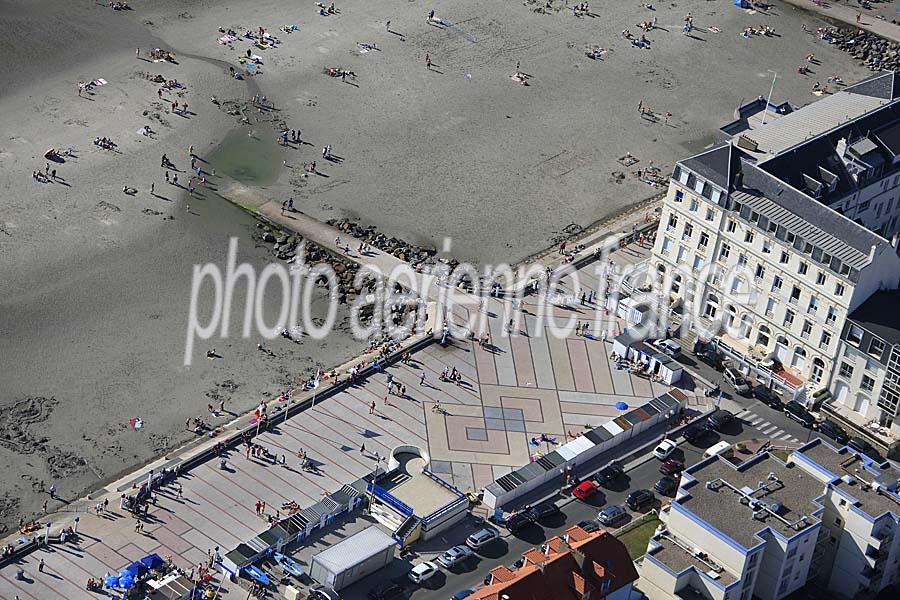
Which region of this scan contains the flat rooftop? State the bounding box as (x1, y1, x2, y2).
(797, 441, 900, 520)
(647, 535, 738, 586)
(680, 454, 823, 548)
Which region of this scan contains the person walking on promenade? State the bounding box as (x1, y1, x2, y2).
(420, 372, 425, 386)
(369, 400, 376, 414)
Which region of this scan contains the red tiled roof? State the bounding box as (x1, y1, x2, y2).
(469, 527, 638, 600)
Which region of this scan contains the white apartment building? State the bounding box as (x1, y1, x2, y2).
(650, 73, 900, 400)
(824, 289, 900, 456)
(637, 439, 900, 600)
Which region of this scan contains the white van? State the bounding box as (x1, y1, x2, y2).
(703, 441, 732, 459)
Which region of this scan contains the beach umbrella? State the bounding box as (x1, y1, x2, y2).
(118, 574, 135, 589)
(615, 401, 629, 411)
(104, 575, 119, 588)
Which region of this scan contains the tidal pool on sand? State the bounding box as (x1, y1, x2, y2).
(209, 127, 282, 185)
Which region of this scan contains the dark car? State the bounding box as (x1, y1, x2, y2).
(655, 476, 678, 496)
(577, 519, 601, 533)
(659, 459, 684, 476)
(626, 489, 655, 511)
(504, 511, 535, 533)
(528, 501, 561, 522)
(697, 348, 726, 372)
(753, 385, 784, 410)
(594, 462, 624, 486)
(368, 582, 403, 600)
(706, 409, 734, 432)
(784, 401, 815, 427)
(849, 436, 879, 460)
(682, 425, 710, 445)
(816, 419, 848, 445)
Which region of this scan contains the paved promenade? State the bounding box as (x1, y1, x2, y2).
(0, 206, 706, 599)
(783, 0, 900, 43)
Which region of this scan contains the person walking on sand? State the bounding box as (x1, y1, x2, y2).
(136, 48, 140, 59)
(173, 174, 178, 186)
(425, 53, 432, 69)
(150, 182, 155, 195)
(189, 145, 194, 157)
(386, 20, 391, 31)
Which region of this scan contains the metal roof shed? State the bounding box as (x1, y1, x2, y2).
(309, 525, 396, 591)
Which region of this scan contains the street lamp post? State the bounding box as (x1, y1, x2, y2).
(367, 454, 383, 514)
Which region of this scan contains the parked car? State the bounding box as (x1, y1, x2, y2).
(466, 527, 499, 550)
(653, 438, 678, 460)
(724, 367, 751, 396)
(655, 475, 678, 496)
(528, 501, 561, 522)
(849, 436, 878, 459)
(706, 409, 734, 432)
(594, 462, 624, 486)
(626, 489, 655, 511)
(659, 458, 684, 475)
(753, 384, 784, 410)
(598, 504, 628, 526)
(436, 545, 474, 568)
(310, 586, 341, 600)
(450, 591, 475, 600)
(572, 480, 601, 500)
(504, 511, 534, 534)
(408, 561, 439, 584)
(703, 440, 733, 458)
(653, 338, 682, 357)
(682, 425, 710, 445)
(577, 519, 601, 533)
(784, 400, 815, 427)
(816, 419, 849, 445)
(368, 582, 403, 600)
(697, 348, 726, 371)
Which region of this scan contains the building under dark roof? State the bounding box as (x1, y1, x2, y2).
(846, 289, 900, 346)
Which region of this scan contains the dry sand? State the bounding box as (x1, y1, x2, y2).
(0, 0, 873, 528)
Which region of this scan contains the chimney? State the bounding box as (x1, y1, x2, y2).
(837, 137, 848, 158)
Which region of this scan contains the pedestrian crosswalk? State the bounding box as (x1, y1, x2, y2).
(735, 410, 802, 443)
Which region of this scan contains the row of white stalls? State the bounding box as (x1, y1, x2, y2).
(611, 330, 683, 385)
(482, 390, 686, 511)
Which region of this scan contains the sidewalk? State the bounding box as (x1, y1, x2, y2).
(783, 0, 900, 43)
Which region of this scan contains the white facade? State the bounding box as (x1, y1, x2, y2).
(637, 441, 900, 600)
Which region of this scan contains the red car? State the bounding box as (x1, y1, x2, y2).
(659, 459, 684, 476)
(572, 480, 601, 500)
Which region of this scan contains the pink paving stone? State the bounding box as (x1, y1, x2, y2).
(157, 545, 195, 570)
(445, 415, 510, 454)
(471, 464, 496, 492)
(117, 543, 147, 562)
(473, 343, 499, 385)
(566, 339, 595, 393)
(498, 395, 545, 423)
(161, 514, 192, 536)
(509, 334, 537, 387)
(86, 541, 130, 571)
(153, 526, 196, 555)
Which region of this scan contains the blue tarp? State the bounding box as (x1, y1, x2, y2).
(104, 575, 119, 588)
(124, 561, 148, 577)
(140, 553, 166, 570)
(118, 574, 136, 589)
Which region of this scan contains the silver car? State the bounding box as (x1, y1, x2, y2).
(466, 527, 499, 550)
(598, 505, 627, 526)
(436, 545, 474, 568)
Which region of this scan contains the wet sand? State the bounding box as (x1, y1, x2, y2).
(0, 0, 873, 528)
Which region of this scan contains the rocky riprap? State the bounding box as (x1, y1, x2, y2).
(326, 219, 449, 270)
(826, 27, 900, 72)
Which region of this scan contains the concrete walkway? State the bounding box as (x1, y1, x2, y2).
(784, 0, 900, 43)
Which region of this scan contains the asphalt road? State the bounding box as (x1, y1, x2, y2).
(344, 390, 820, 600)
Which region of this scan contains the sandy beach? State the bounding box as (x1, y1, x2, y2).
(0, 0, 875, 529)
